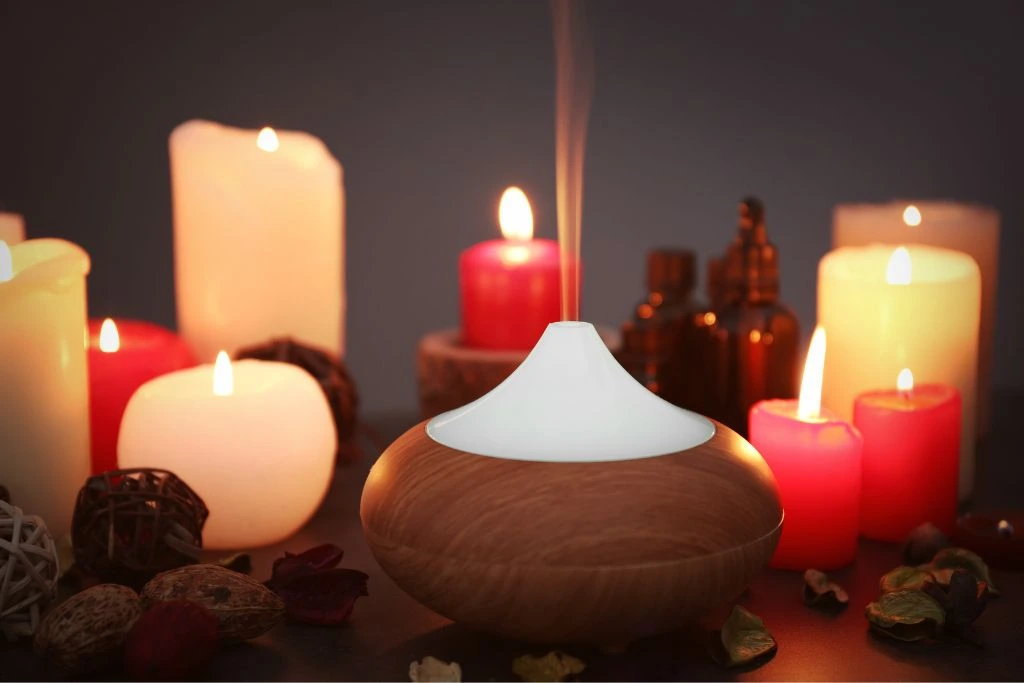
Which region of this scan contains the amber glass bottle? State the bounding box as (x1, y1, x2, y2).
(694, 198, 799, 436)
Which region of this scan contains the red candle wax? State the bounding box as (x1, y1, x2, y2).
(854, 374, 960, 542)
(460, 187, 574, 351)
(749, 401, 863, 570)
(87, 318, 196, 474)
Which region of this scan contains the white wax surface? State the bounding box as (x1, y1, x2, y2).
(118, 359, 336, 549)
(427, 321, 715, 461)
(818, 243, 980, 498)
(171, 120, 345, 361)
(0, 238, 91, 536)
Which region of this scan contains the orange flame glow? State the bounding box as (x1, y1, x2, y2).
(886, 246, 912, 285)
(797, 326, 827, 421)
(213, 351, 234, 396)
(98, 318, 120, 353)
(499, 187, 533, 241)
(256, 127, 279, 152)
(897, 368, 914, 393)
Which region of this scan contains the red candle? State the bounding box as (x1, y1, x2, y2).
(855, 369, 960, 542)
(749, 327, 863, 570)
(87, 318, 196, 474)
(460, 187, 569, 350)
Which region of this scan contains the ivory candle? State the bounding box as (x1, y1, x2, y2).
(0, 212, 25, 245)
(833, 201, 999, 437)
(171, 120, 344, 362)
(0, 238, 91, 536)
(818, 244, 980, 499)
(118, 353, 336, 549)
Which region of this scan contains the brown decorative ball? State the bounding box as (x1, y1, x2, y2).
(235, 337, 360, 464)
(71, 469, 208, 590)
(0, 500, 59, 640)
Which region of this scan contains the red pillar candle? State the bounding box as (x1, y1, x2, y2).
(855, 369, 961, 542)
(87, 318, 196, 474)
(749, 327, 863, 570)
(460, 187, 569, 350)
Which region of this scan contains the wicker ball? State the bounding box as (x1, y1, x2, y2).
(0, 500, 59, 640)
(71, 469, 208, 589)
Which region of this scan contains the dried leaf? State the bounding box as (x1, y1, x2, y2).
(272, 568, 368, 625)
(922, 570, 989, 635)
(215, 553, 253, 574)
(931, 547, 999, 596)
(803, 569, 849, 608)
(512, 651, 586, 682)
(714, 606, 777, 668)
(409, 656, 462, 682)
(880, 566, 935, 594)
(266, 543, 344, 588)
(865, 589, 945, 642)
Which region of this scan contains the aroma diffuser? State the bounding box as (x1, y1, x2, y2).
(361, 321, 782, 644)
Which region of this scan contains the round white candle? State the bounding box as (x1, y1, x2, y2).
(833, 201, 999, 436)
(818, 244, 980, 499)
(170, 120, 345, 362)
(0, 238, 91, 535)
(118, 354, 337, 549)
(0, 212, 25, 245)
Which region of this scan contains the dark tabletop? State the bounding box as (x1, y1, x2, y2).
(4, 393, 1024, 682)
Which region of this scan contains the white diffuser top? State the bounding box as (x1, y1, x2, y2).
(427, 321, 714, 462)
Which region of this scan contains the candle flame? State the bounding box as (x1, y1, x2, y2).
(98, 318, 120, 353)
(256, 126, 280, 153)
(885, 246, 912, 285)
(0, 240, 11, 282)
(797, 326, 827, 421)
(902, 205, 922, 227)
(897, 367, 914, 393)
(499, 186, 533, 241)
(213, 351, 234, 396)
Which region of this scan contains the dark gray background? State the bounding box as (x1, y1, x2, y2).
(2, 0, 1021, 413)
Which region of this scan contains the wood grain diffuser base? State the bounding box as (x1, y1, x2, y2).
(362, 322, 783, 644)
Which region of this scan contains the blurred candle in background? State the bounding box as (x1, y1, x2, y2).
(460, 187, 570, 350)
(0, 238, 91, 536)
(749, 327, 863, 570)
(818, 244, 980, 499)
(0, 212, 25, 245)
(171, 120, 344, 362)
(855, 368, 960, 541)
(87, 318, 196, 474)
(833, 201, 999, 437)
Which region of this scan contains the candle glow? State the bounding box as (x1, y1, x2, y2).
(256, 126, 280, 152)
(0, 240, 11, 282)
(213, 351, 234, 396)
(897, 367, 914, 393)
(797, 326, 827, 421)
(886, 246, 912, 285)
(499, 187, 534, 241)
(902, 205, 922, 227)
(98, 318, 120, 353)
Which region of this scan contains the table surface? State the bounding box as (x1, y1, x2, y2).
(4, 393, 1024, 682)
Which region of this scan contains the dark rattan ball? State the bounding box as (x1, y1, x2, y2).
(71, 469, 208, 590)
(235, 337, 360, 463)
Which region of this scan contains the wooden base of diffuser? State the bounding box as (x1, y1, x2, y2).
(416, 327, 621, 419)
(360, 420, 783, 644)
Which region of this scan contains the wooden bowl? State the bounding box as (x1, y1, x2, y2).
(361, 420, 782, 644)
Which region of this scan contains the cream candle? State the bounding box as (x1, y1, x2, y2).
(0, 238, 91, 536)
(171, 120, 344, 362)
(118, 353, 336, 549)
(833, 202, 999, 436)
(0, 212, 25, 245)
(818, 244, 980, 499)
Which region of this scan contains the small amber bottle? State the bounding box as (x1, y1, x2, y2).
(694, 198, 799, 436)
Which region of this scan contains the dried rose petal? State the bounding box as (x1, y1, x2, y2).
(267, 544, 344, 588)
(273, 568, 369, 625)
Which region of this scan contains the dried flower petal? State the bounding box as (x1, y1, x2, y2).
(512, 651, 586, 682)
(931, 547, 999, 596)
(409, 656, 462, 682)
(272, 568, 368, 625)
(865, 589, 945, 642)
(922, 570, 989, 634)
(803, 569, 848, 608)
(714, 606, 777, 668)
(266, 544, 344, 588)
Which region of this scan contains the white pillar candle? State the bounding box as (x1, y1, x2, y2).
(0, 238, 91, 535)
(118, 353, 336, 549)
(833, 201, 999, 437)
(818, 244, 980, 499)
(0, 212, 25, 245)
(170, 120, 345, 362)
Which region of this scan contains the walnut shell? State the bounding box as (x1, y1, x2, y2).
(33, 583, 142, 675)
(141, 564, 284, 641)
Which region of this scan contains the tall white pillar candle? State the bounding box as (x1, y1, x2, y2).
(0, 238, 91, 535)
(170, 120, 345, 362)
(818, 244, 980, 499)
(833, 201, 999, 436)
(0, 212, 25, 245)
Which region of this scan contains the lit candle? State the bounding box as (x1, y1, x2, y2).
(460, 187, 570, 350)
(854, 369, 960, 541)
(749, 327, 863, 570)
(0, 238, 91, 536)
(818, 244, 980, 499)
(87, 318, 197, 474)
(171, 120, 345, 362)
(118, 352, 336, 549)
(833, 201, 999, 437)
(0, 211, 25, 245)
